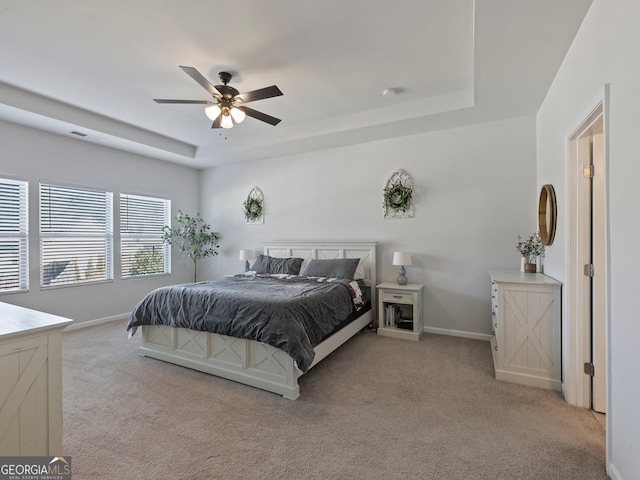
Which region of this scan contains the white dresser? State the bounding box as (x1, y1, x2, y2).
(0, 302, 72, 455)
(489, 271, 562, 391)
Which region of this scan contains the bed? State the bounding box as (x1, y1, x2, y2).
(127, 241, 377, 399)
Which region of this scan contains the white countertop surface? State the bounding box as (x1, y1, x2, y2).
(0, 302, 73, 338)
(489, 270, 561, 286)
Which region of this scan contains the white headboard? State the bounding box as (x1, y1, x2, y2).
(263, 241, 377, 312)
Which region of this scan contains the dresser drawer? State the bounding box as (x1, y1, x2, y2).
(382, 291, 413, 303)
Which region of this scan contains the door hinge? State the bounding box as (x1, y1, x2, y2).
(584, 264, 594, 277)
(584, 362, 595, 376)
(583, 164, 594, 178)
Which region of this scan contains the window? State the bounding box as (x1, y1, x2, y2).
(120, 193, 170, 278)
(0, 178, 28, 293)
(40, 183, 113, 287)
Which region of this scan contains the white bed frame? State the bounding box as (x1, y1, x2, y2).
(137, 241, 377, 399)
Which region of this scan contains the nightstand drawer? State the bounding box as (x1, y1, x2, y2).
(382, 291, 413, 303)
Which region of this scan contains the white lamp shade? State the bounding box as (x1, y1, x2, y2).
(220, 112, 233, 129)
(392, 252, 412, 266)
(230, 107, 246, 123)
(204, 104, 221, 120)
(239, 249, 255, 261)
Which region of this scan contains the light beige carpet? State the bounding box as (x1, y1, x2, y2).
(62, 321, 608, 479)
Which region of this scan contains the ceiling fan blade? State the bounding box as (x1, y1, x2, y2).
(234, 85, 283, 104)
(179, 66, 222, 98)
(237, 106, 281, 126)
(211, 115, 222, 129)
(154, 99, 214, 104)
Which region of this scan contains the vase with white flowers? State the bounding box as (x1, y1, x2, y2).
(516, 232, 545, 273)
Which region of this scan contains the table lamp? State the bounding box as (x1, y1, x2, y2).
(392, 252, 412, 285)
(239, 249, 255, 272)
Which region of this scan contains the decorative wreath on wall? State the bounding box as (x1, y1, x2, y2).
(243, 186, 264, 224)
(383, 169, 414, 219)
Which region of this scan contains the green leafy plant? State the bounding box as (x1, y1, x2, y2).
(516, 231, 545, 262)
(162, 210, 220, 282)
(383, 181, 413, 213)
(242, 195, 263, 222)
(130, 246, 164, 277)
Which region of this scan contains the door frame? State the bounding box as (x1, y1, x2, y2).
(591, 132, 606, 413)
(565, 87, 610, 413)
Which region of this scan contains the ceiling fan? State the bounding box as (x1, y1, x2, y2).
(154, 66, 283, 129)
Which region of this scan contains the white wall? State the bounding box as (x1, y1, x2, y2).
(200, 116, 537, 337)
(537, 1, 640, 477)
(0, 120, 199, 323)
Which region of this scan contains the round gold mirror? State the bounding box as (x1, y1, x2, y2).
(538, 184, 557, 245)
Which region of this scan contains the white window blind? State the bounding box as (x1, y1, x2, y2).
(120, 193, 170, 278)
(0, 178, 28, 292)
(40, 183, 113, 287)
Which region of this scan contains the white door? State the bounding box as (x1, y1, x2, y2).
(592, 133, 606, 414)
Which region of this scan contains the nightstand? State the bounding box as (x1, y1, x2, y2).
(376, 282, 424, 341)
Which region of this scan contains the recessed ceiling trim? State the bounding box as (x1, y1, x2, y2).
(0, 81, 197, 161)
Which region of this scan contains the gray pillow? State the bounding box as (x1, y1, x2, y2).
(301, 258, 360, 279)
(251, 254, 304, 275)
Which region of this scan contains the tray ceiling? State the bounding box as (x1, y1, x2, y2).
(0, 0, 592, 168)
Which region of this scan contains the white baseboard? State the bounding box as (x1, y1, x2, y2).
(423, 326, 492, 342)
(64, 313, 130, 331)
(608, 463, 623, 480)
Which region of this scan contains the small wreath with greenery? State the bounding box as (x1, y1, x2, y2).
(242, 195, 263, 221)
(383, 181, 413, 213)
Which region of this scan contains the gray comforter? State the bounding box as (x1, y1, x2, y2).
(127, 274, 360, 372)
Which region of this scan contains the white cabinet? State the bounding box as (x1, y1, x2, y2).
(0, 302, 72, 455)
(376, 283, 424, 341)
(489, 271, 562, 391)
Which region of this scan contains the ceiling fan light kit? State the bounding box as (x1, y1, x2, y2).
(154, 66, 283, 129)
(220, 112, 233, 129)
(229, 107, 246, 123)
(204, 104, 221, 121)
